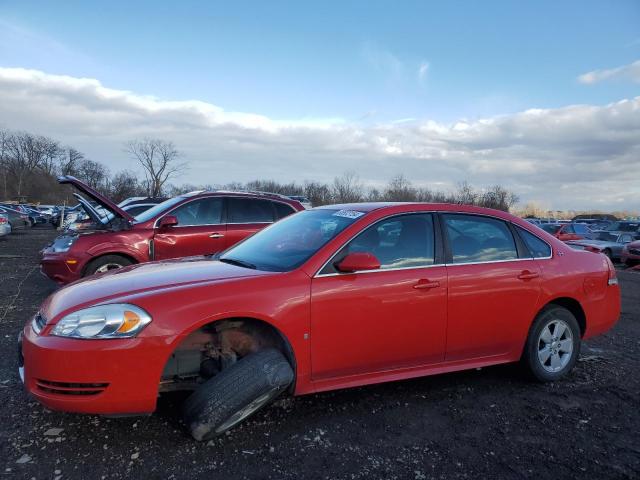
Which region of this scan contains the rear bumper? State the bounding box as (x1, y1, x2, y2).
(20, 324, 166, 415)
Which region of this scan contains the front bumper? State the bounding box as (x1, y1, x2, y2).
(40, 251, 84, 284)
(20, 324, 167, 415)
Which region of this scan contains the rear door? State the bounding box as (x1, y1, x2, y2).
(153, 196, 226, 259)
(442, 214, 542, 361)
(223, 197, 278, 248)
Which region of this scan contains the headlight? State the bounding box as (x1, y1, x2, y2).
(51, 234, 78, 252)
(51, 304, 152, 339)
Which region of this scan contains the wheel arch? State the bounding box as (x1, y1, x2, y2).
(82, 251, 138, 275)
(538, 297, 587, 337)
(159, 315, 298, 393)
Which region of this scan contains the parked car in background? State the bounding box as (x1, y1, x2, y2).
(0, 213, 11, 237)
(598, 221, 640, 235)
(40, 176, 305, 284)
(566, 231, 639, 262)
(538, 223, 592, 241)
(66, 199, 165, 232)
(621, 239, 640, 266)
(287, 195, 312, 209)
(20, 202, 621, 440)
(0, 205, 30, 230)
(36, 205, 57, 216)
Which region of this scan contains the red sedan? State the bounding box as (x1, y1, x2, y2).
(40, 176, 304, 284)
(20, 203, 620, 440)
(621, 239, 640, 266)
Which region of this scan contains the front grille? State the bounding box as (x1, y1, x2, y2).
(32, 312, 46, 334)
(36, 379, 109, 396)
(629, 248, 640, 255)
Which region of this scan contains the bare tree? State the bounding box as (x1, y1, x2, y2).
(383, 174, 418, 201)
(332, 171, 364, 203)
(0, 129, 9, 198)
(4, 132, 53, 197)
(58, 147, 85, 176)
(108, 170, 144, 202)
(125, 138, 186, 197)
(77, 159, 109, 191)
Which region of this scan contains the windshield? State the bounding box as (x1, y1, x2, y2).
(219, 209, 364, 272)
(540, 224, 561, 234)
(134, 196, 185, 223)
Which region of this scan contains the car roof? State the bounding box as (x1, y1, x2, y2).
(314, 202, 522, 220)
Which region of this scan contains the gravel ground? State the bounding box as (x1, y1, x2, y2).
(1, 228, 639, 479)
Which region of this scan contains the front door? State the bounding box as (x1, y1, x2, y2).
(310, 213, 447, 380)
(153, 197, 226, 260)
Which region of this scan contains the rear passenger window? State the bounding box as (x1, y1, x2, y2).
(516, 226, 552, 258)
(228, 198, 274, 223)
(443, 214, 518, 264)
(274, 202, 295, 220)
(342, 213, 435, 269)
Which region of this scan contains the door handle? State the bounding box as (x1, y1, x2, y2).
(209, 232, 225, 238)
(518, 270, 539, 280)
(413, 280, 440, 290)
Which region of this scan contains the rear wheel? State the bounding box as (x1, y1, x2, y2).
(522, 306, 581, 382)
(602, 248, 612, 260)
(84, 254, 133, 276)
(182, 348, 294, 441)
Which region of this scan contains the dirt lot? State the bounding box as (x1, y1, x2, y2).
(1, 228, 638, 479)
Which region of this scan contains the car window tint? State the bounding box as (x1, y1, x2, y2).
(620, 235, 632, 243)
(274, 202, 296, 220)
(125, 205, 152, 216)
(574, 224, 589, 234)
(170, 197, 223, 226)
(444, 214, 518, 264)
(228, 198, 275, 223)
(563, 225, 575, 234)
(343, 214, 435, 269)
(516, 226, 552, 258)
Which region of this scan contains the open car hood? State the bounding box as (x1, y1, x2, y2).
(72, 194, 108, 227)
(59, 175, 134, 222)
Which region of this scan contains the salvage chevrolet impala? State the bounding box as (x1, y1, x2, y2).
(19, 203, 620, 440)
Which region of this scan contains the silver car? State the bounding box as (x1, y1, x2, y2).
(567, 231, 638, 261)
(0, 213, 11, 237)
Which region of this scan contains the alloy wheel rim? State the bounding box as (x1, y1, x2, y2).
(537, 319, 573, 373)
(95, 263, 123, 273)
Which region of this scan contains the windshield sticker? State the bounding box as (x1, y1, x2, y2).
(333, 210, 365, 219)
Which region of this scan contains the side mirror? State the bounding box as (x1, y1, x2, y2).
(335, 252, 381, 273)
(158, 215, 178, 229)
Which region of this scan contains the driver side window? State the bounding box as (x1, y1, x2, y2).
(327, 213, 435, 272)
(169, 198, 223, 226)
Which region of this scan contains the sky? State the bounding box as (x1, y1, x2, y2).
(0, 0, 639, 210)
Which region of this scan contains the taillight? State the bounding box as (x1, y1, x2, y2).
(0, 217, 6, 224)
(605, 257, 618, 286)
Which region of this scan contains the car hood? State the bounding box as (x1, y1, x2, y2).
(59, 175, 134, 222)
(41, 259, 274, 322)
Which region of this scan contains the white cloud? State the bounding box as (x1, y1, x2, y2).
(418, 62, 429, 83)
(0, 67, 639, 210)
(578, 59, 640, 84)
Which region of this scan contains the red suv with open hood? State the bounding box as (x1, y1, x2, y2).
(40, 176, 304, 284)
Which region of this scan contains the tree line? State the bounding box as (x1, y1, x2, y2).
(0, 128, 519, 211)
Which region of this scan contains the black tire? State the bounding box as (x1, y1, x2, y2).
(522, 306, 581, 382)
(84, 254, 133, 276)
(182, 348, 294, 441)
(602, 249, 612, 260)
